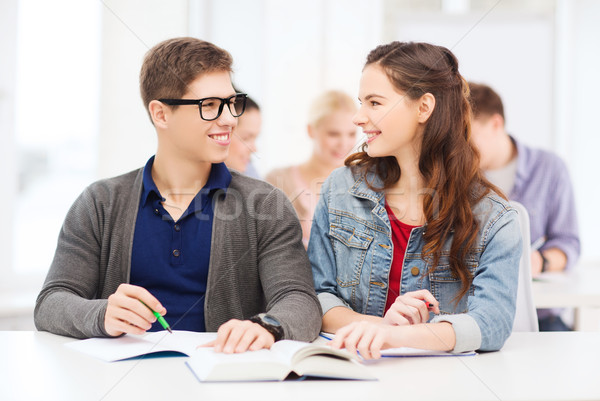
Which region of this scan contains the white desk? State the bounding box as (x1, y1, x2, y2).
(2, 331, 598, 401)
(532, 266, 600, 330)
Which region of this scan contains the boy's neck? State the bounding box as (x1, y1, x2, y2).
(487, 132, 517, 170)
(151, 152, 212, 204)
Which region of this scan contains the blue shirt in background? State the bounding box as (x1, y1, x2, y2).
(130, 156, 231, 332)
(509, 136, 580, 269)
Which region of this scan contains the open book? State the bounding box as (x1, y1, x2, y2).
(186, 340, 376, 382)
(65, 330, 217, 362)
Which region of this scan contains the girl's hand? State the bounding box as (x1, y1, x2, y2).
(383, 289, 439, 326)
(329, 321, 395, 360)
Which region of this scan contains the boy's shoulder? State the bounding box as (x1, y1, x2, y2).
(84, 168, 143, 200)
(229, 170, 278, 194)
(89, 168, 141, 188)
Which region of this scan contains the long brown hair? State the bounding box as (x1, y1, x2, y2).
(346, 42, 502, 301)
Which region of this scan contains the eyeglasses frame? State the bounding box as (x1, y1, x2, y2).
(158, 93, 248, 121)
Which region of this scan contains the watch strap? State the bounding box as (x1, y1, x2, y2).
(249, 314, 284, 342)
(540, 251, 549, 273)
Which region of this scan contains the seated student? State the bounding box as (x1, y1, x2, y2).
(266, 90, 357, 247)
(468, 82, 580, 331)
(308, 42, 522, 359)
(34, 37, 321, 353)
(224, 94, 262, 178)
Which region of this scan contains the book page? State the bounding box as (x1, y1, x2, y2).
(292, 354, 375, 381)
(187, 347, 289, 382)
(271, 340, 357, 366)
(65, 330, 217, 362)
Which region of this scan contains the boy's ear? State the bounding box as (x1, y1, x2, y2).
(491, 113, 505, 130)
(149, 100, 169, 128)
(417, 93, 436, 123)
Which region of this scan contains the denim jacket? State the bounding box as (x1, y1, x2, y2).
(308, 167, 522, 352)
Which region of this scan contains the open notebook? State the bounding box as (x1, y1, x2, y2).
(65, 330, 216, 362)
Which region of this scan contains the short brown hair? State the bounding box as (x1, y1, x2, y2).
(468, 82, 504, 120)
(139, 37, 233, 121)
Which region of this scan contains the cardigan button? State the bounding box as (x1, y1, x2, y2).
(172, 249, 181, 257)
(410, 267, 420, 276)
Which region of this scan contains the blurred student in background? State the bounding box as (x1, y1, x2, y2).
(225, 94, 262, 178)
(468, 82, 580, 331)
(266, 90, 357, 247)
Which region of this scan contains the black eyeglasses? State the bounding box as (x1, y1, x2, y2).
(159, 93, 247, 121)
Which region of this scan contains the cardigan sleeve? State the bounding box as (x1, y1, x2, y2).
(253, 187, 323, 341)
(34, 170, 140, 338)
(34, 185, 113, 338)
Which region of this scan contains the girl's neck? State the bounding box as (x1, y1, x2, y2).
(385, 151, 426, 226)
(391, 147, 424, 193)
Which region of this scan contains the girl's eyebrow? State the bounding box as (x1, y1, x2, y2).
(359, 94, 386, 102)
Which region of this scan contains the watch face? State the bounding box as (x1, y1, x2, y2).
(262, 314, 281, 327)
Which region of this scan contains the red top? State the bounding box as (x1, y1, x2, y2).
(384, 202, 420, 313)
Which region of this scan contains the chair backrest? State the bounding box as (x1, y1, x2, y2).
(510, 201, 539, 332)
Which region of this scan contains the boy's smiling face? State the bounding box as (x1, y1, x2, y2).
(158, 71, 238, 164)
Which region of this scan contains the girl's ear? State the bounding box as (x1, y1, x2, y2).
(307, 124, 315, 139)
(417, 93, 436, 123)
(149, 100, 169, 129)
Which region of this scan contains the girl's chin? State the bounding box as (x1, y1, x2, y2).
(366, 146, 387, 158)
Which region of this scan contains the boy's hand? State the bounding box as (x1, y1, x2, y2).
(104, 284, 166, 336)
(199, 319, 275, 353)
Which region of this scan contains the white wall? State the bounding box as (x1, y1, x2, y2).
(392, 11, 555, 150)
(97, 0, 190, 178)
(565, 0, 600, 263)
(0, 0, 18, 278)
(189, 0, 383, 175)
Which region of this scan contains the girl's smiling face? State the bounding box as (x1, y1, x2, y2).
(353, 64, 424, 160)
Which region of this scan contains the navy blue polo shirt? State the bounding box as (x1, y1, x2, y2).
(130, 156, 231, 332)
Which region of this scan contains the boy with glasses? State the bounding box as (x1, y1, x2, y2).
(34, 37, 321, 352)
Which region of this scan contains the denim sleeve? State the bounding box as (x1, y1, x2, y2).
(307, 176, 351, 315)
(431, 314, 482, 353)
(469, 207, 522, 351)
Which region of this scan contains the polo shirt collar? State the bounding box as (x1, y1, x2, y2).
(140, 156, 232, 209)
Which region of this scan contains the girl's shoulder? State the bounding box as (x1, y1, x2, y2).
(472, 189, 518, 230)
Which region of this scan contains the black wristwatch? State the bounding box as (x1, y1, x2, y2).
(540, 251, 549, 273)
(249, 313, 284, 342)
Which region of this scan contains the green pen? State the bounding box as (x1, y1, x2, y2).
(140, 300, 172, 333)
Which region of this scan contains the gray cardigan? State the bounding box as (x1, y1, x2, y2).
(34, 168, 322, 340)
